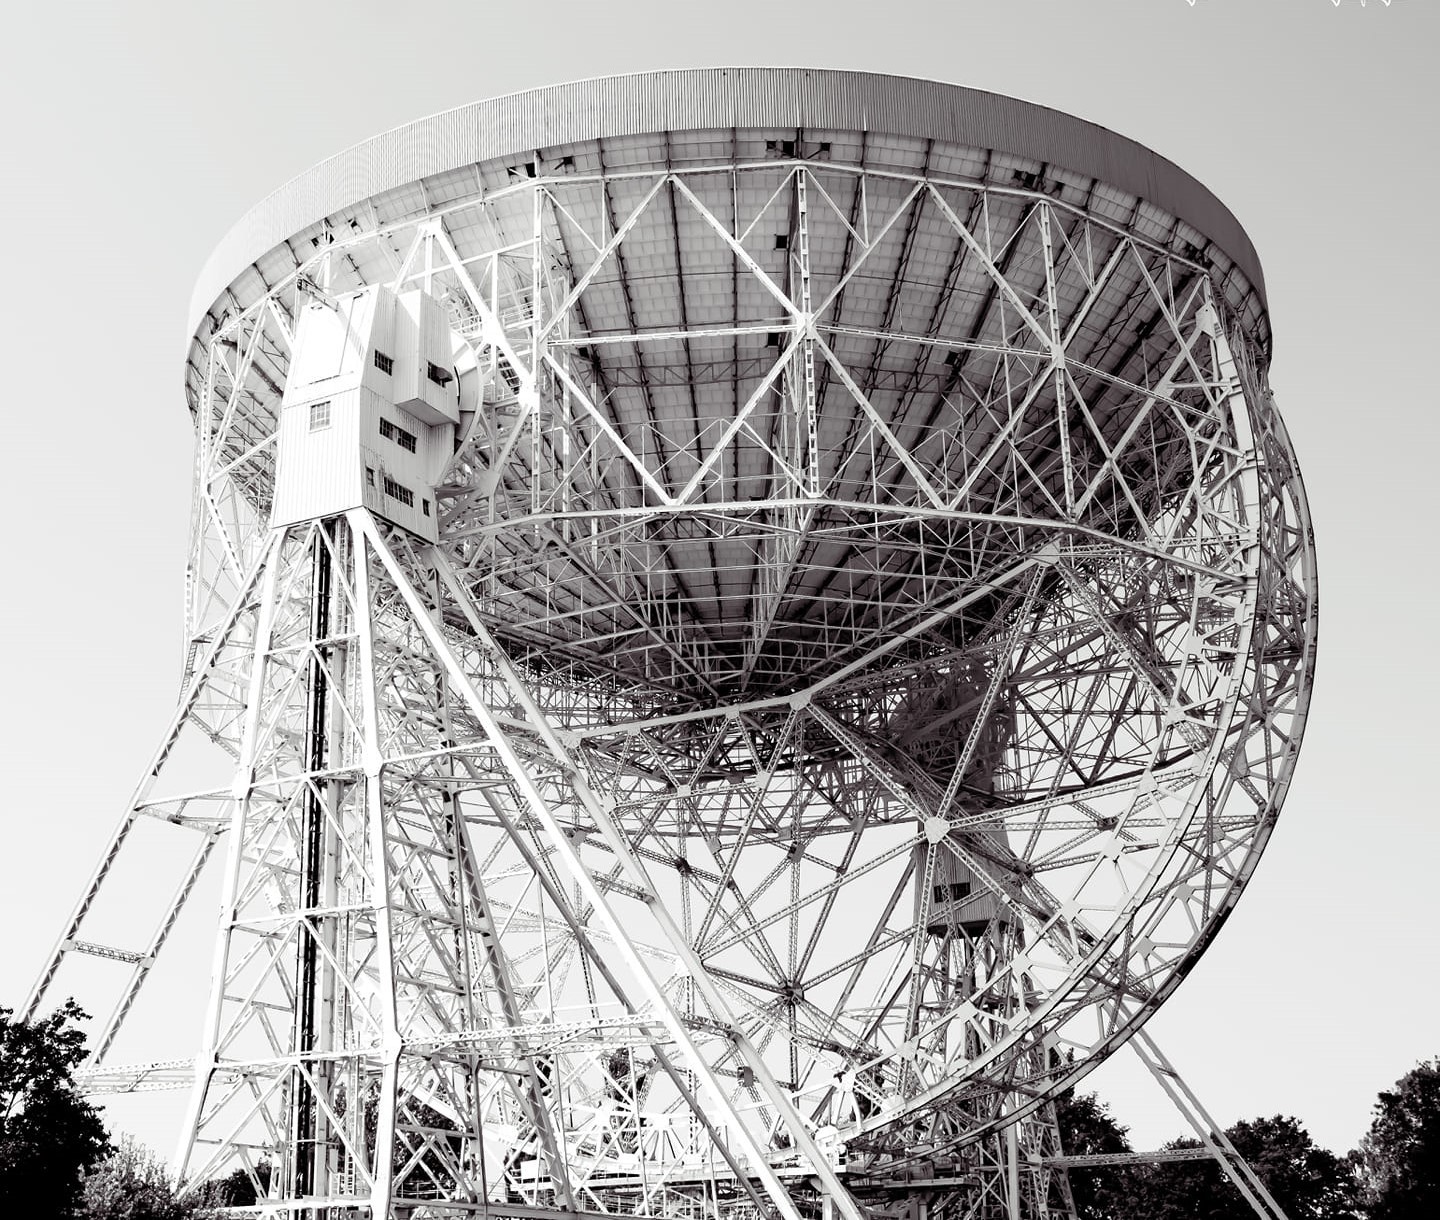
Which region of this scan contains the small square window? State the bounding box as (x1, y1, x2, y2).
(373, 350, 394, 375)
(427, 361, 453, 387)
(309, 400, 331, 431)
(774, 234, 789, 251)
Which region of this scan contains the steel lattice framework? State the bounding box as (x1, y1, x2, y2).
(28, 71, 1316, 1220)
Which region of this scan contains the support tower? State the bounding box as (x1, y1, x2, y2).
(30, 70, 1317, 1220)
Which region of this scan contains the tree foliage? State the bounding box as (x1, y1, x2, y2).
(1356, 1057, 1440, 1219)
(80, 1137, 211, 1220)
(200, 1161, 270, 1208)
(1052, 1090, 1143, 1220)
(1228, 1115, 1361, 1219)
(0, 1000, 111, 1219)
(1124, 1116, 1361, 1219)
(1054, 1094, 1362, 1220)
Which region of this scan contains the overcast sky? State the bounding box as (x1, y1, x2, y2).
(1, 0, 1435, 1164)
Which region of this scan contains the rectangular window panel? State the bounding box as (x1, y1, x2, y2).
(308, 400, 331, 431)
(382, 476, 414, 507)
(932, 881, 972, 904)
(378, 417, 417, 453)
(373, 350, 394, 375)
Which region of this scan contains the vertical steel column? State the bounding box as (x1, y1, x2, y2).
(352, 526, 400, 1218)
(291, 521, 335, 1202)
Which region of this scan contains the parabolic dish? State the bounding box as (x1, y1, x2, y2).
(172, 68, 1314, 1196)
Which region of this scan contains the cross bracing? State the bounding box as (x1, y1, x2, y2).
(32, 89, 1313, 1220)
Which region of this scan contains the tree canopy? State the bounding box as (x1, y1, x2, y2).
(1052, 1090, 1143, 1220)
(1125, 1115, 1362, 1220)
(80, 1137, 209, 1220)
(1355, 1058, 1440, 1219)
(0, 1000, 112, 1220)
(1054, 1100, 1360, 1219)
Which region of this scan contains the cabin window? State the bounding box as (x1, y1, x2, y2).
(308, 400, 331, 431)
(382, 476, 414, 507)
(378, 417, 417, 453)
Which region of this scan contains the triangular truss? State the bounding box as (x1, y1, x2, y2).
(36, 143, 1315, 1220)
(153, 511, 844, 1217)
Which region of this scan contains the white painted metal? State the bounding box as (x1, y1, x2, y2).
(29, 74, 1316, 1220)
(273, 284, 458, 540)
(1131, 1030, 1292, 1219)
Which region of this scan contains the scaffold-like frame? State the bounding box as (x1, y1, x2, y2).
(27, 70, 1316, 1220)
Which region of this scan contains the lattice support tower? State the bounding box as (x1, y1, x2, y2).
(27, 70, 1316, 1220)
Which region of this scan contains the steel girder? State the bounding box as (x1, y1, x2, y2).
(30, 156, 1316, 1220)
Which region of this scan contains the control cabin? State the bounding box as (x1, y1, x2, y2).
(272, 285, 460, 542)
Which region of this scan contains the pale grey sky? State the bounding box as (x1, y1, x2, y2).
(1, 0, 1435, 1162)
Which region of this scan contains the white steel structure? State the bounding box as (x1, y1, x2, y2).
(27, 70, 1316, 1220)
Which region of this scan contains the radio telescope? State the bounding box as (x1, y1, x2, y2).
(28, 69, 1316, 1219)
